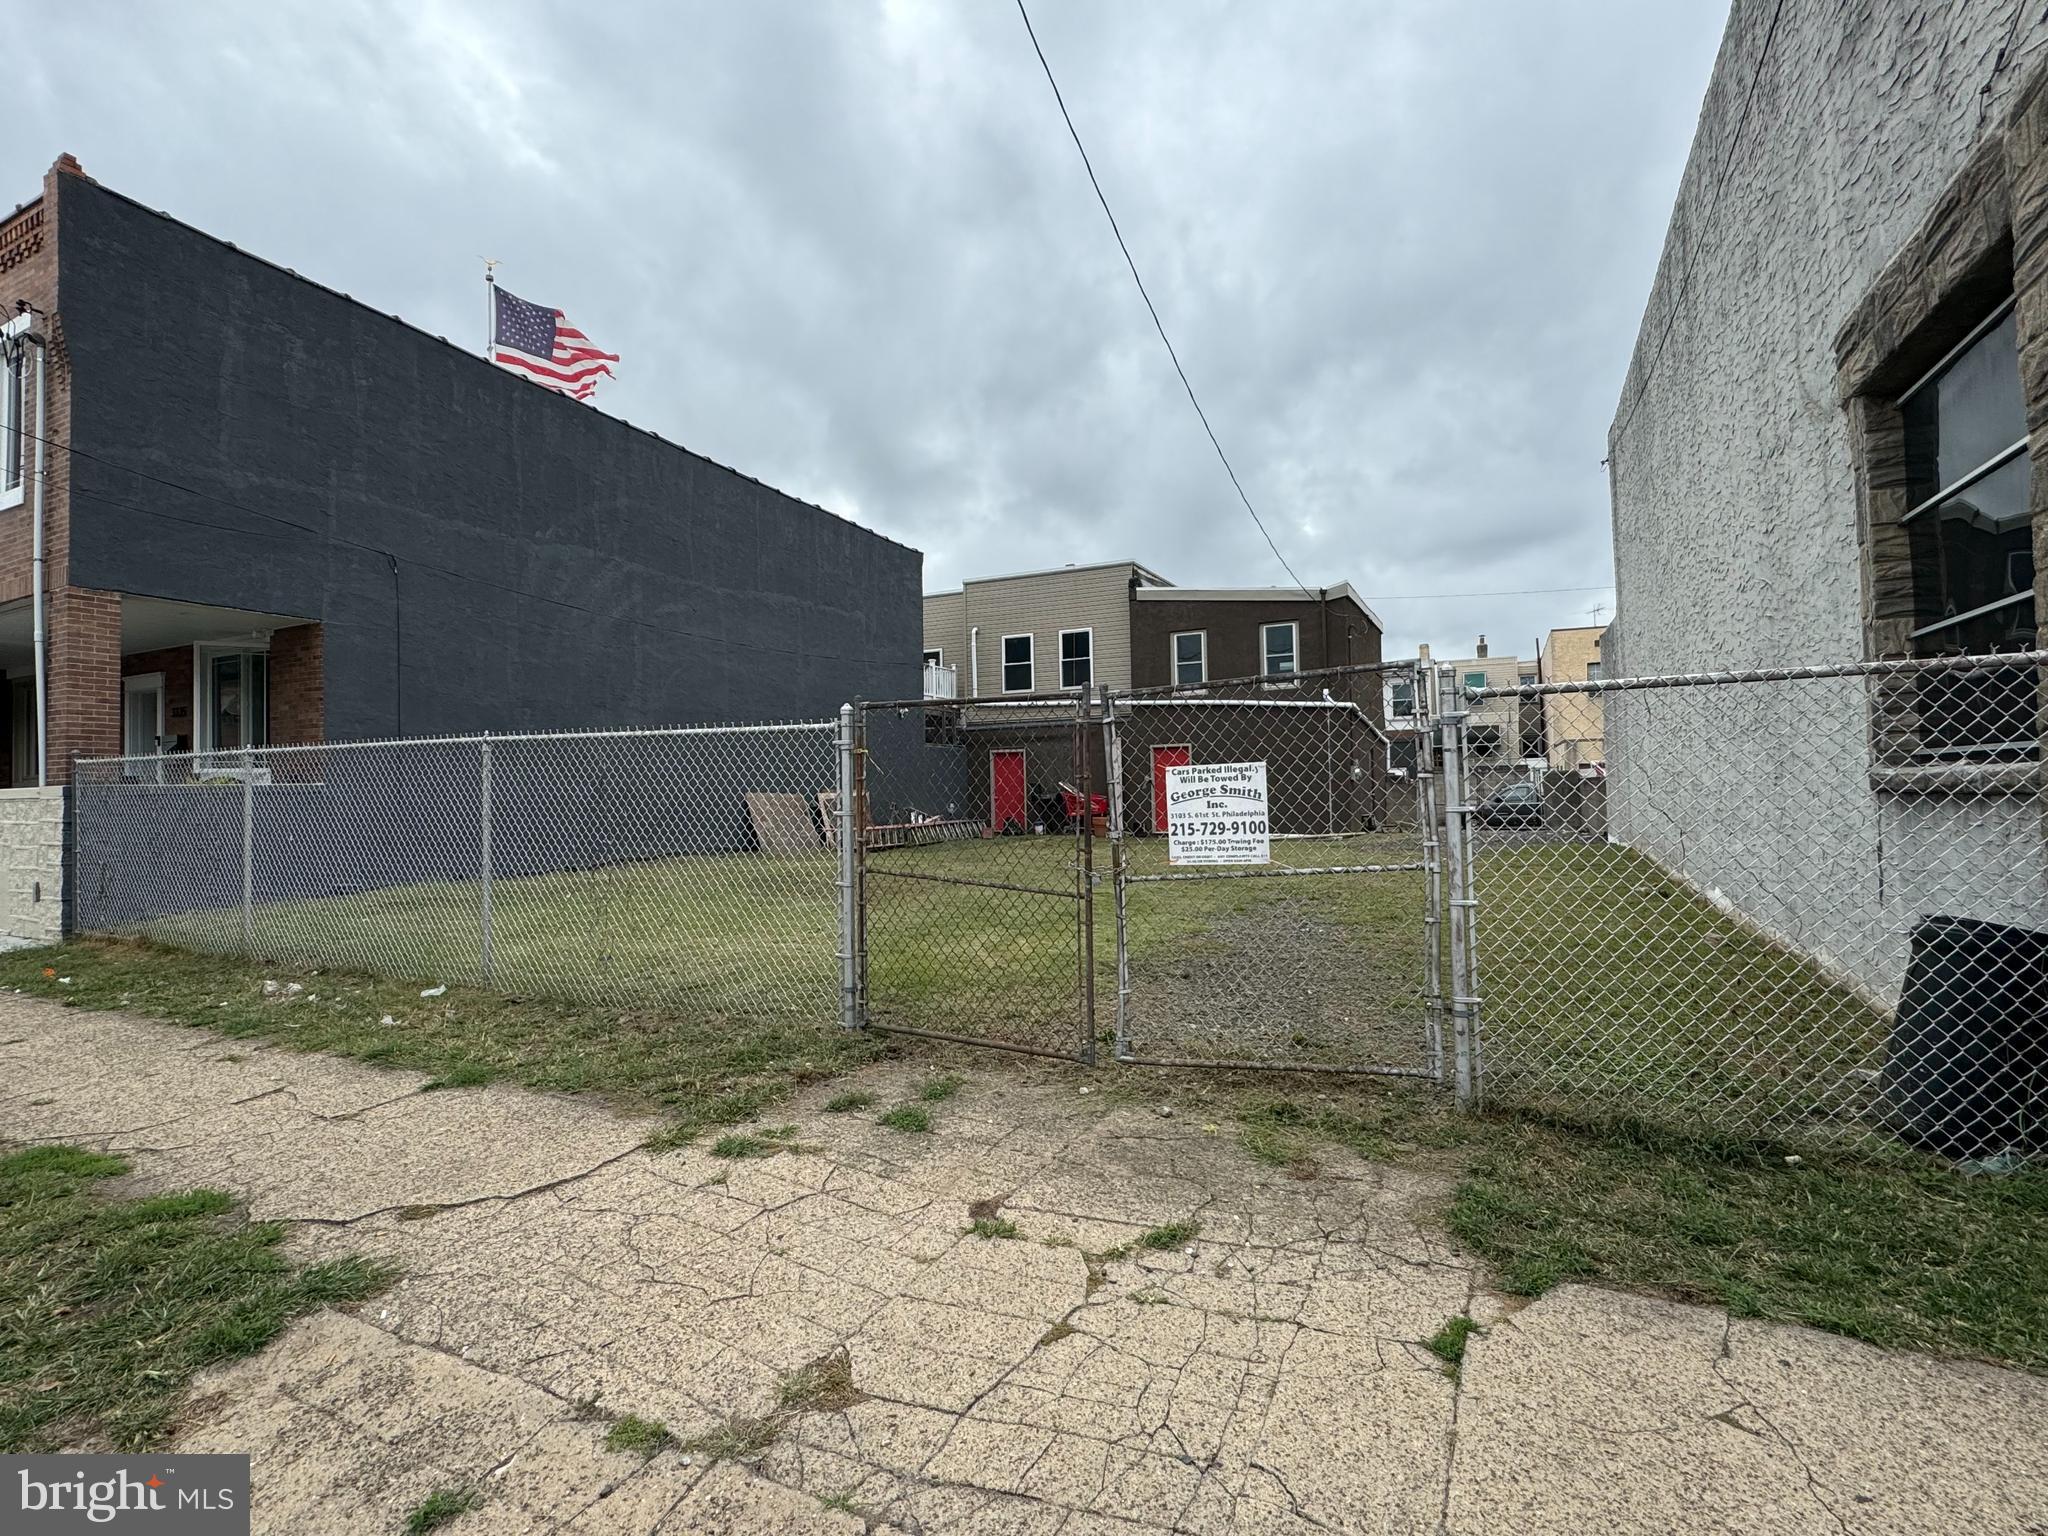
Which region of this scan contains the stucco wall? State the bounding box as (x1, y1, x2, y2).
(1605, 0, 2048, 996)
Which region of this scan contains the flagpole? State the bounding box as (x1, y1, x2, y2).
(481, 257, 500, 357)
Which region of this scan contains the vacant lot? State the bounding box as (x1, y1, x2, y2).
(98, 828, 1885, 1142)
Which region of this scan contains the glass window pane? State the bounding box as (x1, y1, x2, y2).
(1903, 310, 2026, 503)
(1909, 451, 2033, 635)
(1059, 633, 1090, 688)
(1173, 633, 1203, 685)
(3, 353, 20, 492)
(1263, 625, 1295, 672)
(1464, 671, 1487, 690)
(212, 655, 242, 750)
(1002, 635, 1031, 691)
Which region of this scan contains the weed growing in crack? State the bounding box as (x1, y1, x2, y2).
(759, 1125, 800, 1141)
(395, 1205, 440, 1222)
(682, 1414, 782, 1461)
(1131, 1287, 1172, 1306)
(918, 1075, 964, 1103)
(819, 1491, 862, 1515)
(877, 1105, 931, 1134)
(405, 1487, 481, 1534)
(777, 1347, 864, 1414)
(1037, 1319, 1079, 1348)
(1137, 1220, 1201, 1251)
(966, 1217, 1019, 1240)
(823, 1090, 876, 1113)
(1424, 1315, 1478, 1376)
(604, 1414, 672, 1458)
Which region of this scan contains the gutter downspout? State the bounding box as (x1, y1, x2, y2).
(31, 330, 46, 786)
(969, 625, 979, 700)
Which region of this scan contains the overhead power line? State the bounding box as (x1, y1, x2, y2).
(1014, 0, 1313, 599)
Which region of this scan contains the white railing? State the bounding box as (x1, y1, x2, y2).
(923, 662, 958, 699)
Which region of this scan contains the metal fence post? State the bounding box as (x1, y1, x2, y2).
(1103, 686, 1131, 1062)
(479, 733, 495, 985)
(1437, 666, 1479, 1109)
(1075, 689, 1098, 1065)
(836, 703, 859, 1030)
(1419, 663, 1445, 1084)
(240, 742, 254, 957)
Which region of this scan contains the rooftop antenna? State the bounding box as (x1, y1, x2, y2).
(1588, 601, 1610, 624)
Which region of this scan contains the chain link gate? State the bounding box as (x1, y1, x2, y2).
(1103, 661, 1446, 1078)
(851, 687, 1101, 1059)
(848, 662, 1453, 1085)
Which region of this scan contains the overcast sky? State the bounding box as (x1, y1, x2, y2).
(11, 0, 1727, 662)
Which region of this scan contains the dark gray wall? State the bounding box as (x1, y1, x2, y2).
(57, 177, 920, 737)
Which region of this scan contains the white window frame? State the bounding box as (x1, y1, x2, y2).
(1170, 630, 1207, 687)
(194, 640, 272, 760)
(923, 647, 944, 668)
(1389, 679, 1416, 718)
(1057, 627, 1093, 691)
(1000, 633, 1035, 694)
(1260, 621, 1299, 677)
(0, 342, 23, 512)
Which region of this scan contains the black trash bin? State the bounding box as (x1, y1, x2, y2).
(1881, 915, 2048, 1157)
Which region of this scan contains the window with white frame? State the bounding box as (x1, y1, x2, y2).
(1001, 634, 1034, 693)
(1, 344, 22, 507)
(1260, 622, 1298, 676)
(1390, 679, 1415, 718)
(1171, 630, 1206, 686)
(922, 647, 943, 668)
(197, 647, 269, 753)
(1058, 628, 1092, 689)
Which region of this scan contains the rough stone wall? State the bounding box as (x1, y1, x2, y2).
(0, 786, 65, 945)
(1605, 1, 2048, 995)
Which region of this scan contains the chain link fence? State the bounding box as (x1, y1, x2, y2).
(65, 649, 2048, 1164)
(73, 721, 843, 1018)
(1457, 652, 2048, 1162)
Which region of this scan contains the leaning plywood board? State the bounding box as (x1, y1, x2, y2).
(747, 791, 822, 855)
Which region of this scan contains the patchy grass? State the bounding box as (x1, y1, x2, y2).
(824, 1090, 876, 1113)
(1424, 1315, 1478, 1376)
(918, 1074, 965, 1103)
(405, 1487, 482, 1534)
(0, 936, 887, 1147)
(1136, 1220, 1201, 1252)
(710, 1134, 775, 1160)
(0, 1143, 389, 1453)
(877, 1105, 932, 1134)
(603, 1414, 672, 1458)
(422, 1061, 492, 1091)
(1448, 1116, 2048, 1369)
(966, 1217, 1019, 1240)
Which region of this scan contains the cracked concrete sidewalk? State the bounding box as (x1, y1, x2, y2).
(2, 999, 2043, 1535)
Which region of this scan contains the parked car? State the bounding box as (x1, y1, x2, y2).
(1477, 781, 1546, 829)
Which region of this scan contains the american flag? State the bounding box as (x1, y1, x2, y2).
(491, 284, 619, 401)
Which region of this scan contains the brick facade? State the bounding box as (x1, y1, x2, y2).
(268, 623, 325, 746)
(47, 586, 119, 768)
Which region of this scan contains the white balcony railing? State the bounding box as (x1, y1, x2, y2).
(923, 662, 958, 699)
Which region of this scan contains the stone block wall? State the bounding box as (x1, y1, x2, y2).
(0, 786, 66, 945)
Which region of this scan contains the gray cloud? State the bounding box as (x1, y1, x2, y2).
(13, 0, 1726, 661)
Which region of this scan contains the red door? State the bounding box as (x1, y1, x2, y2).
(1151, 744, 1191, 833)
(992, 749, 1028, 833)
